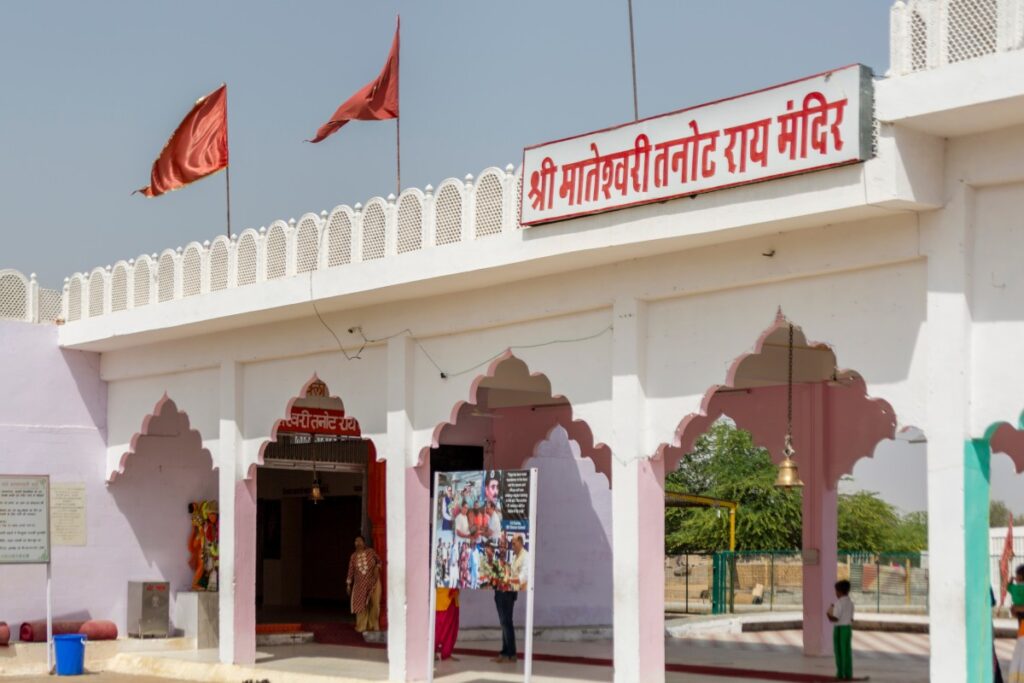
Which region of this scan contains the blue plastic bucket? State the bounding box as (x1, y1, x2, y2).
(53, 633, 87, 676)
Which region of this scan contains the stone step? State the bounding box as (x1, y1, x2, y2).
(256, 631, 316, 647)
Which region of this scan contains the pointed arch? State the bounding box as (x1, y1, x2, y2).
(657, 312, 902, 484)
(421, 350, 612, 481)
(983, 410, 1024, 474)
(108, 394, 214, 483)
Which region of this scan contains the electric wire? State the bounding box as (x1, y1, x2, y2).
(308, 272, 365, 360)
(309, 271, 613, 380)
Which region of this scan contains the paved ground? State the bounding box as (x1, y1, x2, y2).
(3, 631, 1015, 682)
(4, 676, 167, 682)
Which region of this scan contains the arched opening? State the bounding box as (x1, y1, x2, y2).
(108, 395, 217, 635)
(971, 416, 1024, 677)
(253, 376, 387, 642)
(420, 353, 612, 654)
(658, 314, 924, 667)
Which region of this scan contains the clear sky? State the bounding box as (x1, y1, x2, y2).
(7, 1, 986, 513)
(1, 0, 894, 288)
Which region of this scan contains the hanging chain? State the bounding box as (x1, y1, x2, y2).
(785, 323, 794, 454)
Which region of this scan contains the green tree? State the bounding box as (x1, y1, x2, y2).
(837, 491, 899, 552)
(991, 499, 1017, 527)
(889, 510, 928, 552)
(665, 421, 802, 553)
(665, 421, 929, 554)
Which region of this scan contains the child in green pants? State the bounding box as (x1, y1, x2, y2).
(827, 579, 854, 680)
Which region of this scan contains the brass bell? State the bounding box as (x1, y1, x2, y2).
(774, 435, 804, 489)
(310, 477, 324, 504)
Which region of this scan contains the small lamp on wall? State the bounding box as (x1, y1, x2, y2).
(310, 438, 324, 504)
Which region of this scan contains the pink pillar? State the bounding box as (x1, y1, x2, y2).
(637, 456, 666, 677)
(801, 383, 837, 657)
(404, 464, 430, 680)
(234, 477, 257, 664)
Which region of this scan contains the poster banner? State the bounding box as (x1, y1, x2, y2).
(0, 475, 51, 564)
(433, 469, 532, 591)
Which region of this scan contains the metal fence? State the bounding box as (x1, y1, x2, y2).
(665, 551, 928, 615)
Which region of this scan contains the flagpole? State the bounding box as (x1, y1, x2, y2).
(225, 166, 232, 239)
(627, 0, 639, 120)
(224, 82, 232, 238)
(395, 15, 401, 197)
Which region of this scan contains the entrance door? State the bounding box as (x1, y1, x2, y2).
(302, 495, 362, 609)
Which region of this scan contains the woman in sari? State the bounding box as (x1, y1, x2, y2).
(435, 587, 460, 661)
(346, 535, 382, 633)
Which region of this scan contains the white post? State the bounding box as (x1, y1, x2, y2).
(426, 473, 440, 683)
(385, 333, 417, 679)
(46, 561, 53, 672)
(922, 185, 974, 682)
(610, 296, 663, 683)
(217, 361, 255, 664)
(523, 468, 538, 683)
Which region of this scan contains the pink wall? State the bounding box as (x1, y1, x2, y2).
(457, 420, 614, 628)
(0, 322, 216, 638)
(108, 399, 218, 625)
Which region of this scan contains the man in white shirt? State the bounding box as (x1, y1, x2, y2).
(826, 579, 854, 680)
(485, 500, 502, 540)
(454, 505, 472, 539)
(492, 534, 530, 663)
(511, 535, 529, 591)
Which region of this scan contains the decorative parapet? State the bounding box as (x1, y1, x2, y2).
(59, 165, 522, 323)
(890, 0, 1024, 76)
(0, 269, 62, 324)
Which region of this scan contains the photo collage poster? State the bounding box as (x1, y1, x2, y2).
(433, 469, 532, 592)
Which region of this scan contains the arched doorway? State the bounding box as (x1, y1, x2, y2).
(418, 353, 613, 650)
(254, 376, 387, 637)
(109, 395, 217, 635)
(968, 415, 1024, 680)
(658, 314, 922, 663)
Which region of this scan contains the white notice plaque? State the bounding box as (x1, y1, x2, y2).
(51, 483, 86, 547)
(0, 475, 50, 564)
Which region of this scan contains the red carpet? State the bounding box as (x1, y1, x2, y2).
(272, 622, 841, 682)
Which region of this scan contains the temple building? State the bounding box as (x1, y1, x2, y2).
(2, 2, 1024, 681)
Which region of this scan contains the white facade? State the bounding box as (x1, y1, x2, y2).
(4, 2, 1024, 681)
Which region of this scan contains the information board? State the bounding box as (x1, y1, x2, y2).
(433, 469, 533, 591)
(0, 475, 51, 564)
(51, 483, 87, 547)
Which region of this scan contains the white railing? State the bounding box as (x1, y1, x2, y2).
(0, 269, 62, 324)
(60, 165, 523, 323)
(890, 0, 1024, 75)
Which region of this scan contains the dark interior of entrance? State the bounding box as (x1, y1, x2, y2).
(256, 436, 370, 624)
(430, 444, 484, 479)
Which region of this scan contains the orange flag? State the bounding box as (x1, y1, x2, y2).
(1000, 513, 1015, 607)
(136, 85, 229, 197)
(308, 18, 399, 144)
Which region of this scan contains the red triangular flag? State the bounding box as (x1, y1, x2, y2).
(308, 18, 399, 144)
(136, 85, 228, 198)
(1000, 513, 1015, 607)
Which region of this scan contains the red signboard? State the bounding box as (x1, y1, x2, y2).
(521, 64, 873, 226)
(277, 407, 361, 437)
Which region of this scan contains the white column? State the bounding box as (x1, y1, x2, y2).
(923, 186, 973, 682)
(611, 297, 664, 683)
(800, 382, 837, 657)
(218, 361, 256, 664)
(387, 336, 429, 682)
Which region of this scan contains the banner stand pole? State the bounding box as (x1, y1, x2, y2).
(426, 472, 440, 683)
(46, 561, 53, 673)
(523, 468, 538, 683)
